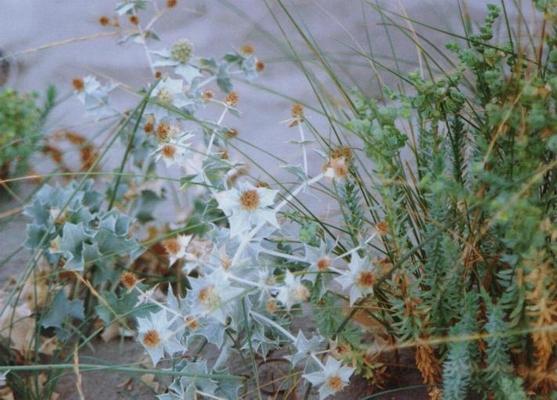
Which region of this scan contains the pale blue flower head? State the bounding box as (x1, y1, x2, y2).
(276, 270, 310, 311)
(188, 269, 244, 324)
(136, 309, 185, 366)
(215, 182, 279, 237)
(335, 252, 376, 306)
(303, 357, 355, 399)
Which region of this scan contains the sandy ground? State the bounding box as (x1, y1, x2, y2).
(0, 0, 525, 398)
(0, 0, 493, 180)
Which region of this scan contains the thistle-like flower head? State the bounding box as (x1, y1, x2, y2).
(188, 269, 244, 324)
(215, 182, 279, 237)
(276, 270, 310, 311)
(303, 357, 354, 399)
(163, 234, 192, 266)
(136, 309, 185, 366)
(335, 253, 376, 306)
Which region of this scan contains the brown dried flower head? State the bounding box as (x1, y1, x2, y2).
(144, 115, 155, 134)
(225, 91, 239, 107)
(99, 16, 111, 26)
(161, 144, 177, 159)
(356, 270, 375, 289)
(72, 78, 85, 92)
(156, 122, 171, 141)
(163, 237, 180, 255)
(323, 156, 349, 179)
(239, 190, 260, 211)
(240, 44, 255, 55)
(316, 256, 331, 272)
(184, 315, 199, 330)
(375, 221, 389, 236)
(201, 89, 214, 102)
(120, 271, 139, 289)
(224, 128, 238, 139)
(330, 146, 352, 162)
(326, 375, 344, 392)
(289, 103, 304, 127)
(142, 329, 161, 348)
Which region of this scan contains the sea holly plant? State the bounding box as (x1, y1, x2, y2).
(4, 1, 360, 398)
(24, 180, 140, 275)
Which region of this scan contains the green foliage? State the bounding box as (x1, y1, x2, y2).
(442, 293, 479, 400)
(339, 176, 364, 244)
(0, 88, 42, 178)
(313, 293, 362, 347)
(332, 2, 557, 398)
(95, 289, 156, 325)
(41, 290, 84, 339)
(24, 180, 140, 271)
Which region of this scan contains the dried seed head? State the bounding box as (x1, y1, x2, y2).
(201, 89, 214, 102)
(330, 146, 352, 161)
(154, 71, 162, 79)
(375, 221, 389, 236)
(72, 78, 85, 92)
(239, 190, 260, 211)
(166, 0, 178, 8)
(356, 271, 375, 288)
(240, 44, 255, 55)
(225, 91, 239, 107)
(184, 315, 199, 330)
(224, 128, 238, 139)
(129, 15, 139, 25)
(163, 237, 180, 255)
(142, 329, 161, 348)
(120, 271, 139, 289)
(198, 285, 218, 308)
(324, 157, 349, 179)
(156, 122, 171, 141)
(144, 116, 155, 134)
(331, 341, 351, 357)
(255, 59, 265, 72)
(99, 16, 111, 26)
(161, 144, 177, 159)
(170, 39, 194, 64)
(291, 103, 304, 120)
(316, 256, 331, 271)
(219, 150, 229, 160)
(326, 375, 344, 392)
(288, 103, 304, 127)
